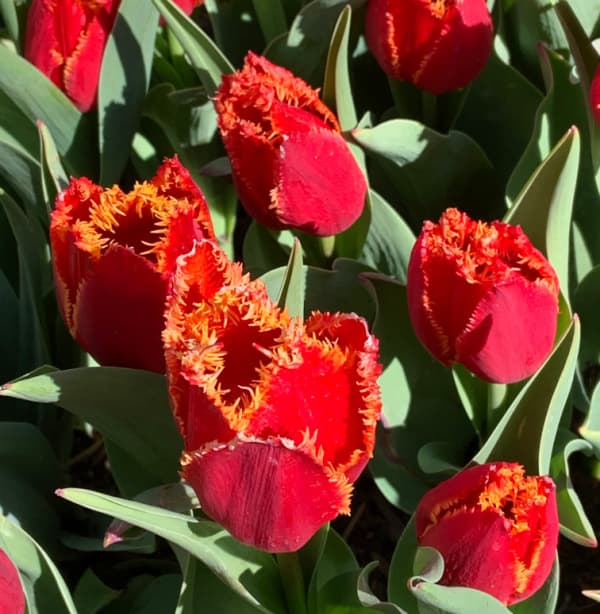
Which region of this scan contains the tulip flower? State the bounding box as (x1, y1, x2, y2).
(415, 462, 559, 605)
(407, 208, 559, 383)
(0, 549, 25, 614)
(50, 156, 215, 373)
(364, 0, 494, 94)
(214, 52, 367, 236)
(24, 0, 204, 112)
(591, 62, 600, 125)
(163, 240, 382, 552)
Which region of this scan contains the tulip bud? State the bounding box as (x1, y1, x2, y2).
(215, 52, 367, 236)
(163, 240, 382, 552)
(0, 549, 25, 614)
(591, 62, 600, 125)
(364, 0, 494, 94)
(407, 208, 559, 383)
(415, 462, 559, 605)
(50, 156, 215, 372)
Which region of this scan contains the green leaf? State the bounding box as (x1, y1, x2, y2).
(38, 120, 69, 213)
(410, 582, 511, 614)
(573, 265, 600, 364)
(97, 0, 159, 184)
(550, 430, 596, 547)
(243, 223, 294, 278)
(388, 518, 419, 611)
(0, 515, 76, 614)
(353, 120, 504, 233)
(251, 0, 288, 44)
(73, 568, 121, 614)
(579, 380, 600, 462)
(0, 367, 182, 487)
(100, 574, 181, 614)
(361, 275, 474, 512)
(0, 88, 39, 160)
(276, 238, 305, 318)
(474, 316, 580, 474)
(57, 488, 287, 614)
(361, 191, 415, 284)
(0, 45, 93, 176)
(266, 0, 366, 87)
(153, 0, 234, 96)
(504, 127, 579, 298)
(0, 0, 21, 49)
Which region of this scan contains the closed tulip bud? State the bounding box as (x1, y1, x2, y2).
(364, 0, 494, 94)
(163, 240, 382, 552)
(0, 549, 25, 614)
(215, 52, 367, 236)
(591, 62, 600, 125)
(407, 208, 559, 383)
(50, 156, 215, 373)
(415, 462, 559, 605)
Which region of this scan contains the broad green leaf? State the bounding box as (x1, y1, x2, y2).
(551, 430, 596, 547)
(322, 6, 357, 132)
(73, 568, 121, 614)
(0, 45, 93, 175)
(0, 88, 38, 159)
(260, 259, 376, 323)
(573, 265, 600, 364)
(361, 190, 415, 284)
(57, 488, 287, 614)
(98, 0, 159, 184)
(100, 574, 181, 614)
(243, 222, 294, 278)
(353, 120, 504, 233)
(251, 0, 288, 44)
(0, 515, 76, 614)
(0, 367, 181, 486)
(356, 563, 406, 613)
(452, 51, 543, 185)
(410, 582, 511, 614)
(38, 120, 69, 206)
(154, 0, 234, 96)
(474, 317, 580, 474)
(276, 238, 305, 318)
(579, 380, 600, 462)
(388, 518, 419, 610)
(0, 0, 21, 49)
(361, 275, 474, 512)
(176, 556, 266, 614)
(452, 364, 488, 439)
(505, 127, 579, 297)
(204, 0, 264, 68)
(265, 0, 366, 88)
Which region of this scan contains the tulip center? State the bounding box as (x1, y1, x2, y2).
(428, 0, 454, 19)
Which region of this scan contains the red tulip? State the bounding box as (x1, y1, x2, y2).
(50, 156, 215, 373)
(591, 62, 600, 125)
(163, 240, 382, 552)
(24, 0, 120, 112)
(215, 52, 367, 236)
(0, 549, 25, 614)
(415, 462, 559, 605)
(407, 208, 559, 383)
(364, 0, 494, 94)
(23, 0, 205, 112)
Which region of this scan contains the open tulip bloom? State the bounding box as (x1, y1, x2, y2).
(215, 52, 367, 236)
(407, 208, 560, 383)
(415, 462, 559, 605)
(163, 240, 382, 552)
(50, 156, 216, 372)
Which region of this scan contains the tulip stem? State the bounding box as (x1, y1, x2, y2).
(421, 91, 438, 129)
(277, 552, 308, 614)
(486, 382, 508, 431)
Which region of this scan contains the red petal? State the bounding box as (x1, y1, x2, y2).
(455, 279, 558, 382)
(0, 549, 25, 614)
(182, 439, 350, 552)
(273, 128, 367, 235)
(74, 245, 167, 372)
(591, 62, 600, 125)
(419, 509, 515, 604)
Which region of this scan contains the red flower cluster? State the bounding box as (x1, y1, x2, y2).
(163, 240, 382, 551)
(215, 52, 367, 236)
(50, 156, 215, 372)
(24, 0, 204, 111)
(415, 462, 559, 605)
(407, 208, 559, 383)
(365, 0, 494, 94)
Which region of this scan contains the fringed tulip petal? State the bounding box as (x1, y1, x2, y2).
(407, 208, 559, 383)
(415, 462, 559, 605)
(0, 549, 25, 614)
(591, 62, 600, 125)
(182, 438, 351, 552)
(50, 156, 215, 372)
(365, 0, 494, 94)
(215, 52, 367, 236)
(163, 244, 382, 551)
